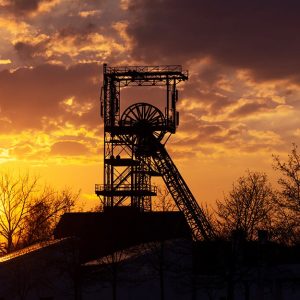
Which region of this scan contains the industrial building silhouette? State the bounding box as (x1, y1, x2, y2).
(54, 208, 191, 263)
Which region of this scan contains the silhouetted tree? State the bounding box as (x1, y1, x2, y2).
(273, 143, 300, 211)
(0, 171, 78, 254)
(22, 186, 79, 247)
(215, 171, 276, 240)
(0, 171, 38, 253)
(273, 143, 300, 244)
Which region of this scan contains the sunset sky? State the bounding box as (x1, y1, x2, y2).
(0, 0, 299, 210)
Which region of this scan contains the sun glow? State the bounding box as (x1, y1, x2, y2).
(0, 148, 14, 164)
(0, 59, 11, 65)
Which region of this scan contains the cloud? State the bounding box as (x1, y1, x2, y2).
(0, 0, 130, 68)
(4, 0, 56, 14)
(0, 0, 299, 163)
(0, 61, 104, 165)
(0, 63, 100, 131)
(229, 100, 278, 118)
(166, 72, 300, 159)
(127, 0, 300, 82)
(14, 39, 49, 64)
(11, 19, 130, 66)
(10, 0, 42, 12)
(50, 140, 89, 156)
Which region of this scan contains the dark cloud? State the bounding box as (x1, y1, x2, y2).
(178, 111, 225, 134)
(13, 25, 98, 66)
(58, 22, 98, 38)
(0, 63, 100, 131)
(12, 23, 127, 66)
(229, 100, 279, 118)
(3, 0, 128, 66)
(6, 0, 53, 14)
(11, 0, 40, 12)
(127, 0, 300, 81)
(50, 141, 89, 156)
(14, 40, 50, 64)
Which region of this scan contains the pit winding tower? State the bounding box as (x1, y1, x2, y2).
(96, 64, 215, 240)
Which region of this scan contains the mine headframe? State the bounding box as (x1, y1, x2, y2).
(95, 64, 216, 241)
(96, 64, 188, 211)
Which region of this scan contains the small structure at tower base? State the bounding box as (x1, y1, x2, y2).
(54, 207, 191, 263)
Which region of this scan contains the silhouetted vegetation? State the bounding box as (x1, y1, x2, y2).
(22, 186, 79, 248)
(215, 144, 300, 245)
(273, 143, 300, 244)
(215, 171, 276, 241)
(0, 171, 79, 254)
(153, 186, 178, 212)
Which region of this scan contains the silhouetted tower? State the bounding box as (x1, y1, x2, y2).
(96, 64, 215, 240)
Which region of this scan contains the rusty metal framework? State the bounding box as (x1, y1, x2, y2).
(96, 63, 215, 240)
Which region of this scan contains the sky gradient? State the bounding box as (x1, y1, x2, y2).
(0, 0, 299, 209)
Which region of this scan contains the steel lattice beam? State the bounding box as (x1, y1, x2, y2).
(150, 138, 216, 241)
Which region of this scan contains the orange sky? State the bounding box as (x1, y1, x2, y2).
(0, 0, 299, 210)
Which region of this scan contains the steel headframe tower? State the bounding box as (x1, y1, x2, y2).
(96, 64, 187, 210)
(96, 64, 215, 240)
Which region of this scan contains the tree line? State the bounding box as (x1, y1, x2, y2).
(214, 143, 300, 244)
(0, 143, 298, 256)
